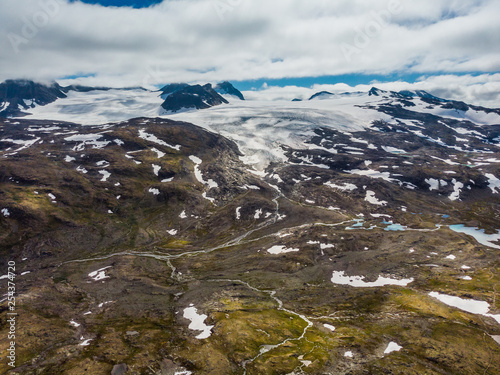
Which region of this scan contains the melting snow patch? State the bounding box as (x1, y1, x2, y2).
(202, 192, 215, 203)
(151, 148, 165, 158)
(449, 179, 463, 201)
(149, 188, 160, 196)
(365, 191, 387, 206)
(2, 137, 41, 154)
(76, 166, 88, 174)
(167, 229, 178, 235)
(449, 225, 500, 250)
(371, 214, 391, 218)
(325, 182, 357, 191)
(254, 209, 263, 219)
(344, 351, 353, 358)
(161, 177, 174, 183)
(445, 255, 456, 260)
(88, 266, 111, 281)
(346, 169, 399, 184)
(384, 342, 403, 354)
(267, 246, 300, 255)
(324, 324, 336, 332)
(152, 164, 161, 176)
(138, 129, 181, 150)
(1, 208, 10, 217)
(183, 305, 213, 339)
(485, 174, 500, 193)
(65, 155, 76, 162)
(461, 276, 472, 281)
(79, 337, 92, 346)
(331, 271, 414, 288)
(64, 134, 110, 151)
(425, 178, 447, 191)
(70, 321, 80, 327)
(429, 292, 500, 323)
(236, 207, 241, 220)
(179, 211, 187, 219)
(99, 170, 111, 182)
(382, 146, 406, 154)
(242, 184, 261, 190)
(189, 155, 218, 189)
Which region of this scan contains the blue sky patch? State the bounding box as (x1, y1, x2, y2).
(70, 0, 162, 8)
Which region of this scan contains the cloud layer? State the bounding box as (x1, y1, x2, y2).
(243, 74, 500, 107)
(0, 0, 499, 102)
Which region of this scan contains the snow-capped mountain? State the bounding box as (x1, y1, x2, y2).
(215, 81, 245, 100)
(0, 79, 67, 117)
(160, 83, 228, 113)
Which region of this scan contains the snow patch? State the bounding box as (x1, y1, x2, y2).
(365, 191, 387, 206)
(485, 174, 500, 193)
(152, 164, 161, 176)
(384, 342, 403, 354)
(88, 266, 111, 282)
(449, 179, 463, 201)
(429, 292, 500, 323)
(99, 170, 111, 182)
(267, 246, 300, 255)
(138, 129, 181, 150)
(325, 182, 357, 191)
(183, 306, 213, 339)
(149, 188, 160, 195)
(324, 324, 336, 332)
(331, 271, 413, 288)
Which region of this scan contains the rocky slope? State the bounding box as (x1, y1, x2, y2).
(0, 88, 499, 374)
(0, 80, 67, 117)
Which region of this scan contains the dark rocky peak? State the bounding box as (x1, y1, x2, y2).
(215, 81, 245, 100)
(368, 87, 387, 96)
(0, 79, 67, 117)
(399, 89, 445, 102)
(160, 83, 228, 113)
(159, 83, 190, 99)
(309, 91, 335, 100)
(0, 79, 66, 105)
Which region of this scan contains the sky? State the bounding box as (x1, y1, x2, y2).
(0, 0, 499, 105)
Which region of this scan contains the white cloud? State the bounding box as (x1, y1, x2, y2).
(244, 74, 500, 107)
(0, 0, 498, 95)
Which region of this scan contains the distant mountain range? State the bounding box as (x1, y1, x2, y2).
(0, 79, 245, 117)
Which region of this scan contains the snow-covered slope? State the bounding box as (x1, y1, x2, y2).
(25, 88, 164, 124)
(166, 96, 393, 171)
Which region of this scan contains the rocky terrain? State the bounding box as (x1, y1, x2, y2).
(0, 84, 499, 374)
